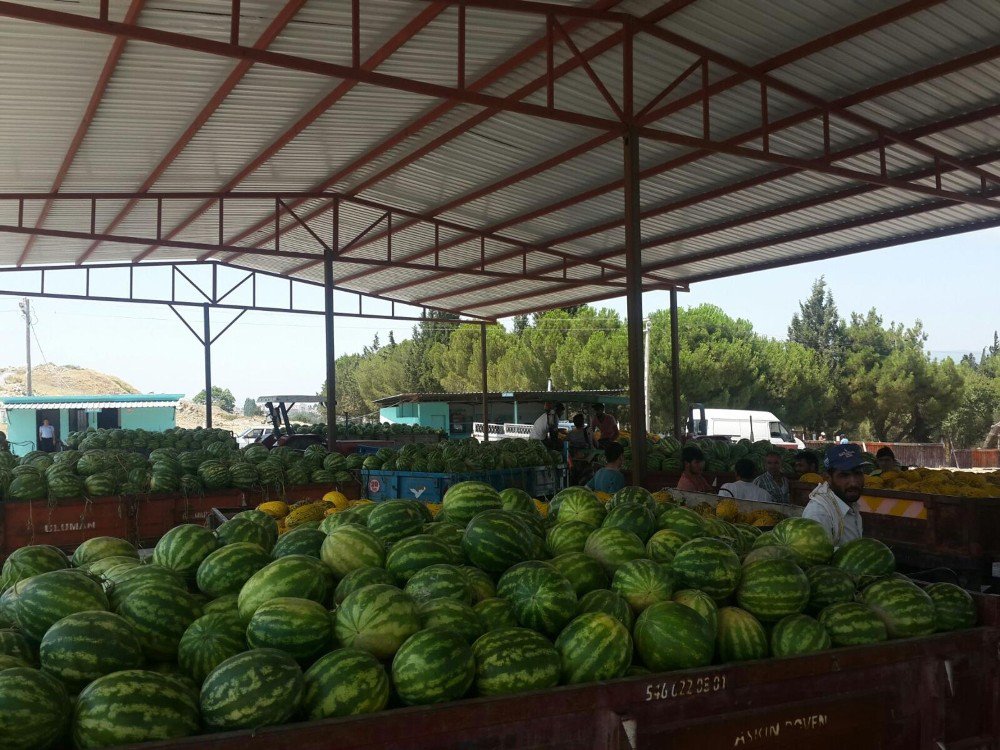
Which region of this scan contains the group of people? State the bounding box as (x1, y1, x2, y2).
(529, 401, 620, 451)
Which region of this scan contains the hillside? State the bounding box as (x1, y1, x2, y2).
(0, 364, 138, 396)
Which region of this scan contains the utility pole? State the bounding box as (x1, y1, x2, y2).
(643, 316, 651, 433)
(18, 298, 32, 395)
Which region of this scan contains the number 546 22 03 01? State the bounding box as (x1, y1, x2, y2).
(644, 674, 727, 701)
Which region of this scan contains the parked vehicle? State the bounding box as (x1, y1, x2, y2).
(688, 403, 804, 449)
(235, 426, 273, 448)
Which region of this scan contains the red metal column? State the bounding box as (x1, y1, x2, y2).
(480, 322, 489, 443)
(325, 198, 338, 451)
(670, 288, 681, 440)
(203, 304, 212, 429)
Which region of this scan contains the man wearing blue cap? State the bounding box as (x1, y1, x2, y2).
(801, 444, 868, 546)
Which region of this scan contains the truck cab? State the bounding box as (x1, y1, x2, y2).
(687, 404, 804, 449)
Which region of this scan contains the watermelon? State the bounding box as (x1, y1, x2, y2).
(470, 627, 560, 696)
(474, 598, 519, 631)
(419, 598, 485, 644)
(216, 517, 274, 552)
(805, 565, 856, 614)
(553, 488, 606, 527)
(73, 670, 199, 748)
(231, 510, 279, 548)
(237, 554, 334, 623)
(39, 611, 144, 691)
(577, 589, 634, 629)
(441, 482, 502, 526)
(770, 613, 831, 657)
(500, 487, 536, 514)
(109, 564, 187, 610)
(7, 473, 46, 500)
(0, 667, 70, 750)
(14, 569, 110, 642)
(716, 606, 768, 662)
(671, 537, 742, 602)
(0, 654, 29, 670)
(550, 552, 609, 596)
(202, 593, 239, 616)
(608, 486, 655, 512)
(832, 538, 895, 582)
(119, 581, 202, 660)
(367, 500, 425, 544)
(633, 601, 715, 671)
(818, 602, 888, 646)
(736, 558, 810, 622)
(554, 611, 631, 684)
(583, 527, 647, 574)
(404, 564, 471, 604)
(321, 525, 386, 577)
(426, 521, 466, 548)
(546, 521, 595, 557)
(178, 612, 247, 685)
(70, 537, 138, 568)
(303, 648, 390, 720)
(392, 629, 475, 705)
(770, 518, 834, 567)
(247, 597, 334, 662)
(385, 535, 457, 582)
(645, 529, 689, 563)
(84, 554, 141, 578)
(926, 582, 977, 632)
(334, 567, 397, 605)
(741, 545, 795, 567)
(611, 559, 675, 613)
(1, 545, 69, 588)
(672, 589, 718, 635)
(497, 562, 577, 637)
(200, 649, 304, 730)
(0, 628, 34, 664)
(860, 577, 935, 639)
(461, 510, 535, 573)
(196, 542, 271, 598)
(272, 527, 327, 559)
(603, 503, 657, 542)
(152, 524, 219, 582)
(657, 507, 706, 537)
(334, 584, 420, 660)
(460, 565, 496, 603)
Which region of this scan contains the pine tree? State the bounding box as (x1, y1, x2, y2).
(788, 277, 846, 367)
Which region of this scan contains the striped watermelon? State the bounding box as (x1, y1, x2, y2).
(419, 598, 485, 644)
(366, 500, 425, 544)
(247, 597, 334, 662)
(196, 542, 271, 598)
(554, 611, 631, 684)
(553, 488, 606, 528)
(612, 559, 675, 613)
(460, 565, 496, 603)
(0, 667, 69, 750)
(672, 589, 718, 635)
(425, 521, 466, 548)
(770, 517, 834, 567)
(546, 521, 595, 557)
(770, 613, 831, 657)
(583, 527, 647, 574)
(608, 486, 655, 512)
(441, 481, 502, 526)
(178, 612, 247, 685)
(860, 577, 935, 639)
(752, 531, 778, 550)
(832, 538, 895, 582)
(119, 581, 203, 660)
(15, 569, 110, 642)
(202, 593, 239, 616)
(741, 545, 795, 567)
(334, 584, 420, 660)
(84, 554, 141, 578)
(657, 507, 706, 537)
(0, 628, 34, 664)
(470, 627, 560, 696)
(237, 554, 334, 624)
(385, 535, 457, 583)
(926, 582, 977, 632)
(391, 629, 475, 705)
(200, 648, 304, 730)
(818, 602, 888, 646)
(736, 559, 810, 622)
(473, 598, 519, 631)
(645, 529, 690, 563)
(716, 606, 769, 662)
(602, 503, 657, 542)
(550, 552, 609, 596)
(576, 589, 634, 629)
(334, 567, 396, 605)
(500, 487, 537, 514)
(231, 510, 279, 548)
(303, 648, 390, 720)
(0, 654, 29, 670)
(461, 510, 535, 574)
(320, 525, 386, 578)
(1, 545, 69, 589)
(671, 537, 742, 601)
(73, 670, 199, 748)
(109, 564, 187, 610)
(404, 564, 471, 604)
(152, 524, 219, 582)
(633, 601, 715, 671)
(272, 527, 327, 559)
(216, 517, 275, 552)
(805, 565, 856, 614)
(70, 537, 139, 568)
(39, 611, 144, 692)
(497, 562, 577, 637)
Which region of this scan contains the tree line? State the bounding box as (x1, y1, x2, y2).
(328, 279, 1000, 448)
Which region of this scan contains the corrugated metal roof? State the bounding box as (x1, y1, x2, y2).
(374, 389, 627, 405)
(0, 0, 998, 318)
(3, 400, 181, 410)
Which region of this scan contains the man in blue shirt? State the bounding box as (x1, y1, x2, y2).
(586, 443, 626, 494)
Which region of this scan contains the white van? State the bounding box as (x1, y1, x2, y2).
(688, 404, 804, 449)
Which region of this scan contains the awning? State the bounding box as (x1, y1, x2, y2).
(2, 401, 180, 410)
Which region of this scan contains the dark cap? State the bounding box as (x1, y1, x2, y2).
(824, 443, 869, 472)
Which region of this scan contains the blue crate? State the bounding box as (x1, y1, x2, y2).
(527, 465, 565, 498)
(361, 467, 539, 502)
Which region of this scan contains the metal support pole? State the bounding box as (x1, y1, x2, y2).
(480, 322, 489, 443)
(643, 316, 651, 433)
(670, 288, 682, 439)
(623, 126, 646, 483)
(19, 298, 32, 396)
(203, 304, 212, 428)
(324, 210, 337, 450)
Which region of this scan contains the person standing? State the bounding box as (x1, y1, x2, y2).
(718, 458, 774, 502)
(38, 418, 56, 452)
(529, 402, 564, 449)
(792, 450, 820, 479)
(586, 443, 626, 494)
(875, 447, 903, 473)
(677, 444, 714, 493)
(591, 403, 619, 448)
(753, 450, 790, 503)
(802, 444, 867, 546)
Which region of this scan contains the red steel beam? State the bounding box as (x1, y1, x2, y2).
(75, 0, 308, 264)
(411, 0, 631, 22)
(17, 0, 147, 267)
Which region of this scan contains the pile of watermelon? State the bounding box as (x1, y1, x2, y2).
(0, 483, 980, 749)
(1, 439, 363, 503)
(361, 438, 560, 473)
(286, 422, 445, 441)
(66, 427, 237, 453)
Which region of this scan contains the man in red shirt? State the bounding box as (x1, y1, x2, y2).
(677, 444, 714, 493)
(591, 403, 619, 448)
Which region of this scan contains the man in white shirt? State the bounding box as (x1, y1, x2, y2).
(528, 402, 564, 448)
(719, 459, 774, 503)
(802, 444, 867, 547)
(38, 418, 57, 452)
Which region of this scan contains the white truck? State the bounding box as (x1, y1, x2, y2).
(687, 404, 804, 449)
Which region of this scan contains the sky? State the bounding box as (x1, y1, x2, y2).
(0, 227, 996, 406)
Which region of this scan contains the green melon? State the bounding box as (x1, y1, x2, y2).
(196, 542, 271, 598)
(334, 584, 420, 660)
(805, 565, 857, 614)
(237, 554, 334, 624)
(741, 545, 795, 567)
(550, 552, 609, 597)
(403, 564, 471, 604)
(460, 565, 496, 603)
(118, 581, 202, 661)
(109, 564, 187, 611)
(553, 488, 606, 527)
(334, 567, 397, 605)
(545, 521, 596, 557)
(0, 667, 70, 750)
(577, 589, 634, 629)
(151, 524, 219, 583)
(247, 597, 334, 663)
(602, 503, 657, 543)
(645, 529, 690, 563)
(473, 598, 519, 631)
(633, 601, 715, 671)
(201, 593, 239, 616)
(461, 509, 535, 574)
(441, 482, 502, 526)
(657, 507, 706, 537)
(84, 554, 141, 578)
(500, 487, 537, 515)
(672, 588, 718, 635)
(770, 613, 831, 657)
(70, 537, 139, 568)
(177, 611, 247, 685)
(926, 582, 977, 632)
(716, 606, 769, 663)
(1, 545, 70, 590)
(200, 648, 304, 730)
(608, 486, 656, 512)
(303, 648, 390, 720)
(736, 558, 810, 622)
(271, 527, 327, 560)
(216, 516, 275, 552)
(671, 537, 742, 602)
(611, 559, 675, 613)
(497, 562, 577, 637)
(0, 628, 34, 664)
(554, 611, 631, 684)
(15, 569, 110, 642)
(385, 535, 457, 583)
(860, 577, 936, 639)
(583, 527, 647, 574)
(320, 525, 386, 578)
(367, 500, 426, 544)
(818, 602, 888, 646)
(418, 598, 485, 644)
(39, 611, 144, 692)
(832, 538, 896, 582)
(392, 629, 475, 705)
(770, 517, 835, 567)
(470, 627, 560, 696)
